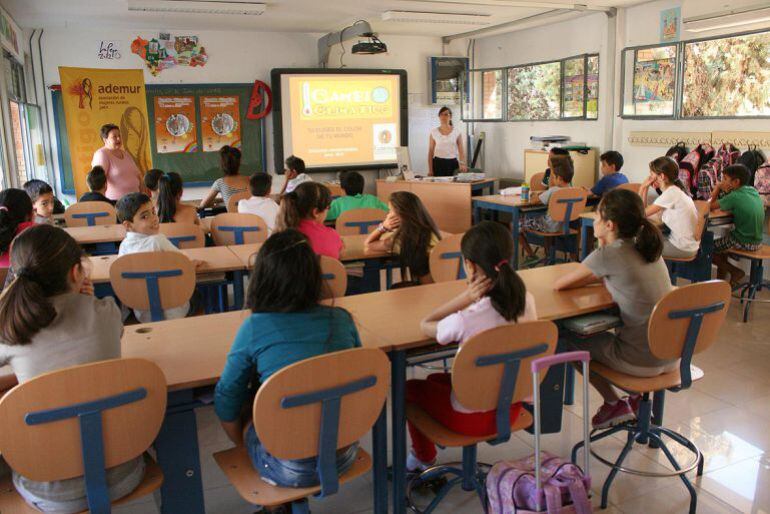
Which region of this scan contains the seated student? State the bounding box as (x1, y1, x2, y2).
(541, 147, 571, 188)
(406, 221, 537, 473)
(554, 189, 675, 428)
(0, 225, 145, 512)
(199, 146, 250, 209)
(365, 191, 441, 284)
(277, 182, 342, 259)
(279, 155, 313, 195)
(79, 166, 115, 204)
(590, 151, 629, 196)
(0, 189, 35, 268)
(156, 172, 200, 226)
(237, 172, 279, 234)
(143, 168, 163, 205)
(23, 179, 55, 225)
(325, 171, 388, 222)
(640, 156, 699, 260)
(116, 192, 200, 322)
(709, 163, 765, 286)
(522, 158, 574, 234)
(214, 229, 361, 492)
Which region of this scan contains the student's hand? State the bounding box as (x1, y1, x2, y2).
(459, 163, 468, 172)
(383, 212, 400, 231)
(286, 169, 298, 181)
(79, 278, 94, 296)
(641, 175, 654, 189)
(467, 273, 492, 303)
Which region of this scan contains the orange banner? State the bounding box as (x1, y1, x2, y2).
(200, 95, 241, 152)
(154, 96, 198, 153)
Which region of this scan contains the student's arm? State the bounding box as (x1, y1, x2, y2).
(365, 212, 400, 252)
(198, 185, 219, 209)
(427, 135, 436, 176)
(456, 133, 467, 172)
(645, 204, 664, 217)
(709, 183, 725, 211)
(420, 274, 492, 339)
(214, 320, 256, 446)
(590, 177, 606, 197)
(553, 263, 601, 291)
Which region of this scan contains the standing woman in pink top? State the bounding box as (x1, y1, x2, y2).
(91, 124, 142, 201)
(275, 182, 342, 259)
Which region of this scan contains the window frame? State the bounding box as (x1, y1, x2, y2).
(461, 66, 507, 123)
(505, 57, 564, 122)
(619, 41, 680, 119)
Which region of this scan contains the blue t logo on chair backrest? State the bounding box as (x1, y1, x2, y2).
(167, 235, 196, 248)
(72, 212, 110, 226)
(121, 269, 183, 321)
(219, 225, 261, 245)
(344, 220, 382, 235)
(668, 301, 725, 389)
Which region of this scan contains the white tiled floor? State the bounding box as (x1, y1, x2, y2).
(115, 292, 770, 513)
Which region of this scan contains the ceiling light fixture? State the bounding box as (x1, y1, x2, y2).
(382, 10, 492, 25)
(127, 1, 266, 15)
(683, 4, 770, 33)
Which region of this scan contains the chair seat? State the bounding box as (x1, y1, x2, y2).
(213, 446, 371, 507)
(591, 362, 704, 393)
(0, 456, 163, 514)
(405, 403, 533, 448)
(729, 245, 770, 260)
(524, 228, 579, 237)
(665, 255, 696, 263)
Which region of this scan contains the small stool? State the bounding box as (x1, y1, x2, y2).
(728, 244, 770, 322)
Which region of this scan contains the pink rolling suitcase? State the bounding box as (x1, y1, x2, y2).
(486, 352, 593, 514)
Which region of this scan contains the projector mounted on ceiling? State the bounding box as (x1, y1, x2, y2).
(318, 20, 388, 65)
(127, 0, 266, 15)
(352, 33, 388, 55)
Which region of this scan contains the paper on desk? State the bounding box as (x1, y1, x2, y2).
(500, 186, 522, 196)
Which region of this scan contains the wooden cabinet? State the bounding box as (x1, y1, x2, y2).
(524, 149, 597, 189)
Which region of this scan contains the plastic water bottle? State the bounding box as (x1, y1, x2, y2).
(521, 182, 530, 203)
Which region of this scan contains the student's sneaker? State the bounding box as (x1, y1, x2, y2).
(591, 400, 635, 429)
(625, 394, 642, 417)
(407, 451, 435, 473)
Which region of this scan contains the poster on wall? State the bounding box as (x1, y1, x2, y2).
(58, 67, 152, 196)
(632, 46, 676, 115)
(200, 96, 241, 151)
(660, 7, 680, 43)
(154, 96, 198, 154)
(0, 6, 23, 63)
(131, 32, 208, 76)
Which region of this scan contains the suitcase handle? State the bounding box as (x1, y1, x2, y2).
(530, 352, 591, 512)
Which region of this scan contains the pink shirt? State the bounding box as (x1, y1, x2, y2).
(0, 221, 36, 267)
(91, 147, 141, 201)
(298, 219, 343, 260)
(436, 293, 538, 412)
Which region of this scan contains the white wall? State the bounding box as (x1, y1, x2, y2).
(32, 27, 447, 196)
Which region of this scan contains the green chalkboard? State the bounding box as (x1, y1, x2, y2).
(53, 83, 263, 194)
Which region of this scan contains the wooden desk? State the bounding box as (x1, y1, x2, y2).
(226, 235, 391, 268)
(376, 178, 496, 234)
(65, 224, 126, 245)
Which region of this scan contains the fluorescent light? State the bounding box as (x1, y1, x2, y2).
(382, 10, 492, 25)
(684, 5, 770, 33)
(127, 1, 266, 15)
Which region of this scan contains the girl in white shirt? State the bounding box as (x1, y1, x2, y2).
(427, 107, 467, 177)
(640, 156, 699, 259)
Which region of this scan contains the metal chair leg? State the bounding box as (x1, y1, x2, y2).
(291, 498, 310, 514)
(649, 432, 697, 514)
(601, 431, 635, 509)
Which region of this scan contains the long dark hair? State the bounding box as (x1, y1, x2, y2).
(461, 221, 526, 321)
(156, 172, 183, 223)
(390, 191, 441, 279)
(0, 189, 33, 254)
(438, 106, 453, 127)
(0, 225, 84, 345)
(598, 189, 663, 263)
(220, 145, 242, 176)
(277, 182, 332, 230)
(246, 229, 322, 312)
(649, 156, 687, 193)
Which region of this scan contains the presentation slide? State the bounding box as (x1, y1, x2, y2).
(273, 70, 407, 172)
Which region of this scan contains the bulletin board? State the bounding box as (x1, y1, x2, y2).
(52, 82, 264, 194)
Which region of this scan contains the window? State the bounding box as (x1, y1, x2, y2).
(682, 31, 770, 117)
(507, 62, 561, 120)
(586, 55, 599, 119)
(562, 57, 586, 119)
(461, 69, 505, 121)
(622, 44, 678, 117)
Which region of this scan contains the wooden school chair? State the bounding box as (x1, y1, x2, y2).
(405, 321, 558, 513)
(109, 252, 196, 322)
(64, 201, 117, 227)
(213, 348, 390, 514)
(211, 213, 267, 246)
(335, 208, 387, 236)
(429, 233, 466, 282)
(616, 182, 642, 194)
(572, 280, 730, 514)
(158, 222, 205, 249)
(0, 358, 167, 514)
(226, 191, 252, 213)
(524, 187, 587, 265)
(530, 171, 547, 192)
(323, 182, 346, 199)
(320, 255, 348, 299)
(665, 200, 712, 284)
(729, 243, 770, 322)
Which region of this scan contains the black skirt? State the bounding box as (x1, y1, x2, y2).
(432, 157, 459, 177)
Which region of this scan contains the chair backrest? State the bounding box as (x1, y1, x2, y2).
(452, 321, 558, 442)
(530, 172, 547, 192)
(109, 251, 196, 321)
(335, 208, 387, 236)
(648, 280, 730, 388)
(254, 348, 389, 496)
(693, 200, 710, 242)
(64, 201, 117, 227)
(547, 187, 587, 236)
(324, 182, 346, 199)
(616, 182, 642, 194)
(429, 233, 466, 282)
(320, 256, 347, 299)
(158, 222, 205, 249)
(211, 212, 267, 245)
(0, 358, 166, 513)
(227, 191, 252, 213)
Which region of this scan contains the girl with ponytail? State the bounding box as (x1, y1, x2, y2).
(640, 156, 699, 259)
(156, 171, 200, 225)
(404, 221, 537, 472)
(0, 189, 35, 268)
(555, 189, 676, 430)
(0, 225, 145, 511)
(276, 181, 342, 259)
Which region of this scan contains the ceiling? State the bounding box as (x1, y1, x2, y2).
(1, 0, 649, 37)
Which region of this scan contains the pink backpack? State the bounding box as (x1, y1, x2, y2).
(679, 143, 714, 197)
(697, 143, 741, 200)
(754, 162, 770, 195)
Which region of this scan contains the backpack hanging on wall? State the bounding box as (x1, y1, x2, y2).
(678, 143, 713, 197)
(665, 142, 689, 163)
(696, 143, 738, 200)
(738, 145, 767, 183)
(754, 162, 770, 195)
